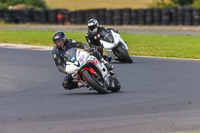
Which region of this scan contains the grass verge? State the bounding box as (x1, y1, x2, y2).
(0, 29, 200, 59)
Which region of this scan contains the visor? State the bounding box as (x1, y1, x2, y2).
(88, 23, 97, 32)
(55, 39, 63, 46)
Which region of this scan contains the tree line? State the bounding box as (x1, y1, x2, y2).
(152, 0, 199, 8)
(0, 0, 47, 9)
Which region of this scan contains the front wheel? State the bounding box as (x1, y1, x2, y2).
(82, 70, 107, 94)
(117, 46, 133, 63)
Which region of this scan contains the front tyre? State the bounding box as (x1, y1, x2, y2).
(117, 46, 133, 63)
(82, 70, 107, 94)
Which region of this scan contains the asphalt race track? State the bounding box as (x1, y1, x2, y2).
(1, 47, 200, 133)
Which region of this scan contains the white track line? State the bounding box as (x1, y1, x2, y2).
(0, 43, 52, 51)
(136, 55, 200, 61)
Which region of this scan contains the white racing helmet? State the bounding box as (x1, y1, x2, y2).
(88, 18, 99, 34)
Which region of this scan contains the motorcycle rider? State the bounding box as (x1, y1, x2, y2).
(52, 31, 114, 90)
(85, 18, 118, 61)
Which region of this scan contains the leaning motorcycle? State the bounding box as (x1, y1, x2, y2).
(100, 29, 133, 63)
(63, 48, 121, 94)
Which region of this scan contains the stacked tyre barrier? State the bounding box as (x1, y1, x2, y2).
(105, 10, 113, 25)
(193, 8, 200, 25)
(131, 9, 138, 25)
(153, 8, 162, 25)
(1, 6, 200, 25)
(170, 7, 177, 25)
(184, 7, 193, 25)
(162, 8, 171, 25)
(113, 9, 122, 25)
(98, 9, 106, 25)
(0, 9, 4, 20)
(146, 9, 153, 25)
(34, 10, 48, 24)
(177, 8, 184, 25)
(122, 8, 131, 25)
(138, 9, 146, 25)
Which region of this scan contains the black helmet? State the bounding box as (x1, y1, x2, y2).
(88, 18, 99, 34)
(53, 31, 67, 49)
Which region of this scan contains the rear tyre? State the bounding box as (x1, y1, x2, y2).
(82, 70, 107, 94)
(117, 46, 133, 63)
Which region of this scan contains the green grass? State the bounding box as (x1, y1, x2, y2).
(122, 33, 200, 59)
(0, 29, 200, 59)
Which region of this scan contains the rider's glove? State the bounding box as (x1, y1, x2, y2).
(84, 47, 91, 52)
(84, 47, 96, 55)
(114, 30, 119, 33)
(89, 48, 96, 54)
(95, 46, 103, 51)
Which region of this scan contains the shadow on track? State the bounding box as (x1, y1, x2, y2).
(53, 90, 126, 96)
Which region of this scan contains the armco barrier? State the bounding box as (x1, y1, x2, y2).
(1, 7, 200, 25)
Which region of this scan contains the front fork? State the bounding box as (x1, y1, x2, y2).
(119, 37, 128, 50)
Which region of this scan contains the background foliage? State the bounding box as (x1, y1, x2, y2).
(151, 0, 198, 8)
(0, 0, 47, 9)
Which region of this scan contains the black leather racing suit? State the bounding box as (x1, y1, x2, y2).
(52, 39, 89, 89)
(85, 26, 118, 56)
(85, 27, 104, 56)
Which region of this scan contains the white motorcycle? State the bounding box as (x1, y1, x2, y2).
(100, 29, 133, 63)
(63, 48, 121, 94)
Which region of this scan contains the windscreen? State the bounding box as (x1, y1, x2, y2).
(100, 29, 114, 43)
(63, 48, 77, 63)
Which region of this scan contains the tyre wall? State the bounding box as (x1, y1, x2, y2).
(1, 6, 200, 25)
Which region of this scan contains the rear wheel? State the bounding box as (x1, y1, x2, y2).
(117, 46, 133, 63)
(82, 70, 107, 94)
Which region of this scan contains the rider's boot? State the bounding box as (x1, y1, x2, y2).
(62, 79, 84, 90)
(103, 55, 112, 62)
(91, 49, 114, 70)
(77, 82, 84, 88)
(100, 58, 114, 71)
(109, 71, 115, 76)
